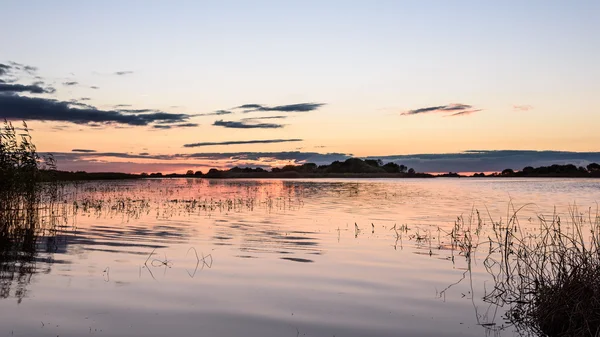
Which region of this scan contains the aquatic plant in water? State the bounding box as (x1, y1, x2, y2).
(445, 204, 600, 337)
(0, 120, 59, 230)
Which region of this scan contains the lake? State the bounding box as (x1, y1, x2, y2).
(2, 178, 600, 337)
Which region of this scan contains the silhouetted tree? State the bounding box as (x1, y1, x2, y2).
(365, 159, 383, 167)
(194, 171, 203, 176)
(186, 170, 194, 176)
(140, 172, 148, 177)
(522, 166, 534, 175)
(502, 168, 514, 176)
(382, 162, 400, 173)
(588, 163, 600, 172)
(408, 168, 415, 175)
(205, 168, 222, 178)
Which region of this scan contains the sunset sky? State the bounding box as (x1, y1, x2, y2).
(2, 1, 599, 173)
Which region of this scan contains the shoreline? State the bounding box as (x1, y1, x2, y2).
(43, 171, 600, 182)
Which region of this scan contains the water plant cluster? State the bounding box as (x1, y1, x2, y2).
(443, 205, 600, 337)
(0, 120, 59, 232)
(1, 121, 63, 302)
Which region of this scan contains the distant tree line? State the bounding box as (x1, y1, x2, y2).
(198, 158, 423, 178)
(51, 158, 425, 180)
(472, 163, 600, 178)
(32, 155, 600, 181)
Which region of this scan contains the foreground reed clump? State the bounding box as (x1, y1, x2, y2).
(0, 120, 58, 232)
(449, 205, 600, 336)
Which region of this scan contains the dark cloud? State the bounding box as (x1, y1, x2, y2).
(80, 97, 91, 101)
(0, 83, 53, 94)
(0, 63, 10, 76)
(114, 104, 131, 108)
(262, 103, 325, 112)
(118, 109, 159, 114)
(114, 71, 134, 76)
(439, 104, 472, 111)
(235, 104, 263, 109)
(0, 94, 192, 126)
(184, 139, 303, 148)
(44, 151, 352, 171)
(241, 115, 287, 121)
(176, 123, 199, 127)
(139, 152, 149, 156)
(152, 123, 199, 129)
(63, 81, 78, 86)
(90, 86, 99, 89)
(514, 105, 534, 111)
(402, 103, 480, 117)
(213, 120, 284, 129)
(234, 103, 325, 113)
(369, 150, 600, 173)
(72, 149, 96, 153)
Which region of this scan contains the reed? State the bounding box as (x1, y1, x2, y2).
(0, 120, 58, 233)
(447, 204, 600, 336)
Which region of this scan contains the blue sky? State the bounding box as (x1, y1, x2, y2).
(1, 1, 599, 172)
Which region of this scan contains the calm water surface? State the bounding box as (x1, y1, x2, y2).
(2, 178, 600, 337)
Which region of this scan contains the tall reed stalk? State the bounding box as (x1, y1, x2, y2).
(448, 204, 600, 336)
(0, 120, 57, 234)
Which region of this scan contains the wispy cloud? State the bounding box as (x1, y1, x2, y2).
(213, 120, 284, 129)
(241, 115, 287, 121)
(0, 83, 54, 94)
(72, 149, 97, 153)
(402, 103, 481, 117)
(63, 81, 78, 86)
(195, 110, 233, 117)
(0, 63, 10, 76)
(152, 123, 199, 129)
(117, 109, 161, 114)
(44, 151, 353, 172)
(7, 61, 37, 74)
(445, 109, 482, 117)
(513, 105, 534, 111)
(90, 86, 99, 89)
(233, 102, 325, 113)
(68, 99, 95, 109)
(114, 71, 134, 76)
(183, 139, 303, 148)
